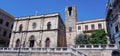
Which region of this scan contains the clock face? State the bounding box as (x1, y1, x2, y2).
(32, 22, 36, 29)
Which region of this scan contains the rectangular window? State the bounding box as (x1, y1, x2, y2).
(9, 33, 11, 38)
(78, 26, 81, 30)
(91, 24, 95, 30)
(6, 22, 9, 27)
(11, 24, 13, 29)
(85, 25, 88, 30)
(0, 19, 3, 24)
(0, 28, 1, 34)
(3, 31, 7, 37)
(69, 27, 72, 32)
(98, 23, 102, 29)
(115, 25, 119, 33)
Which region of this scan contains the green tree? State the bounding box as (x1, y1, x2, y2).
(89, 30, 107, 44)
(75, 30, 107, 44)
(75, 34, 90, 44)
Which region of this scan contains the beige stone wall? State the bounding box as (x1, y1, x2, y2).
(65, 6, 77, 46)
(58, 17, 67, 47)
(42, 31, 58, 47)
(9, 13, 66, 48)
(66, 32, 76, 46)
(0, 52, 73, 56)
(76, 19, 107, 34)
(78, 49, 113, 56)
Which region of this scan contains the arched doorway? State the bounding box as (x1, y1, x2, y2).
(29, 35, 35, 47)
(15, 39, 20, 47)
(45, 38, 50, 47)
(112, 51, 120, 56)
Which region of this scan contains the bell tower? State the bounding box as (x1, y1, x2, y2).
(65, 6, 77, 46)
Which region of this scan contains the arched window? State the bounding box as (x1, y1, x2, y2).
(29, 35, 35, 47)
(45, 38, 50, 47)
(69, 27, 72, 32)
(32, 22, 36, 29)
(19, 24, 23, 32)
(68, 7, 72, 16)
(15, 39, 20, 47)
(112, 51, 120, 56)
(47, 22, 51, 30)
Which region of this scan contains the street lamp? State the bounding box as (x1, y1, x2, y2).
(18, 24, 23, 56)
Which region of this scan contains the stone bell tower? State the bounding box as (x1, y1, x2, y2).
(65, 6, 77, 46)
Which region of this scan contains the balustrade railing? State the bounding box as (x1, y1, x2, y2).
(0, 47, 87, 56)
(0, 44, 116, 56)
(73, 44, 117, 49)
(0, 47, 70, 52)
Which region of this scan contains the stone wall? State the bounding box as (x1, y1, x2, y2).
(0, 47, 85, 56)
(0, 9, 14, 47)
(9, 13, 66, 48)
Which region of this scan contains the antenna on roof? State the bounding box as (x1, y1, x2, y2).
(35, 10, 38, 16)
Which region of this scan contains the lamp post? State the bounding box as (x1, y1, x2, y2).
(69, 32, 72, 47)
(18, 24, 23, 56)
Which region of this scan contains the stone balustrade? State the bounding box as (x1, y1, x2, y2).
(0, 47, 69, 52)
(73, 44, 118, 49)
(0, 44, 117, 56)
(0, 47, 86, 56)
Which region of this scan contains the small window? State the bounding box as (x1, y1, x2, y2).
(115, 25, 119, 33)
(19, 24, 23, 32)
(91, 24, 95, 30)
(0, 28, 1, 34)
(11, 24, 13, 29)
(3, 31, 7, 37)
(15, 39, 20, 47)
(98, 23, 102, 29)
(119, 41, 120, 45)
(78, 26, 81, 30)
(5, 22, 9, 27)
(85, 25, 88, 30)
(69, 27, 72, 32)
(32, 22, 36, 29)
(0, 19, 3, 24)
(9, 33, 11, 38)
(45, 38, 50, 47)
(39, 40, 41, 47)
(68, 7, 72, 16)
(47, 22, 51, 30)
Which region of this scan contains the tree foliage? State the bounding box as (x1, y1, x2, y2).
(75, 34, 90, 44)
(75, 30, 107, 44)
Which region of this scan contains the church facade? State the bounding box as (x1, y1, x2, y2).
(9, 13, 66, 48)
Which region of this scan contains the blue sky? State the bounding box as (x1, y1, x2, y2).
(0, 0, 107, 21)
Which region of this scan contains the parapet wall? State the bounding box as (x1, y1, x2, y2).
(0, 47, 86, 56)
(73, 44, 118, 56)
(0, 44, 118, 56)
(73, 44, 118, 49)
